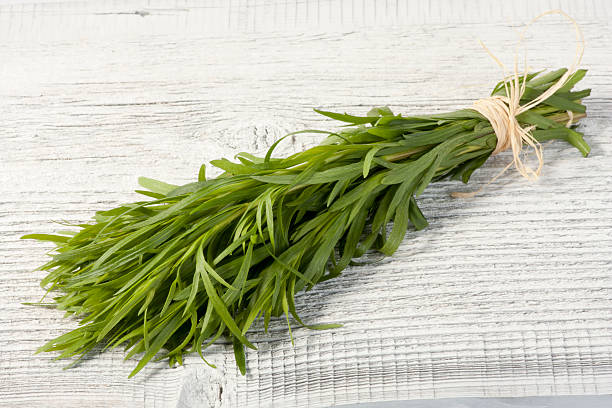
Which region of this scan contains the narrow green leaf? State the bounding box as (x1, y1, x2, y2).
(198, 164, 207, 181)
(128, 311, 187, 378)
(314, 109, 377, 124)
(138, 177, 177, 195)
(265, 193, 276, 251)
(21, 234, 69, 243)
(232, 337, 247, 375)
(197, 246, 256, 350)
(363, 146, 381, 178)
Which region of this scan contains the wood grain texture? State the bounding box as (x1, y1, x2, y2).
(1, 0, 611, 407)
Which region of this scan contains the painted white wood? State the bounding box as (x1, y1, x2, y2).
(1, 0, 611, 407)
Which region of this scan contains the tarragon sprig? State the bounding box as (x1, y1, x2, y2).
(23, 68, 590, 376)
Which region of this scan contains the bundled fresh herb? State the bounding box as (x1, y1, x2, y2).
(24, 68, 590, 377)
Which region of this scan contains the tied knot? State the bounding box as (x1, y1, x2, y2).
(472, 87, 542, 181)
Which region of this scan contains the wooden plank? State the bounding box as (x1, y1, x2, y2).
(1, 0, 611, 407)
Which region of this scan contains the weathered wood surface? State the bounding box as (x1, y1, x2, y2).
(1, 0, 611, 407)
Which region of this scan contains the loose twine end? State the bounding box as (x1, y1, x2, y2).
(452, 9, 585, 199)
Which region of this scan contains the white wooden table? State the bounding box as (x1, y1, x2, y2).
(1, 1, 611, 407)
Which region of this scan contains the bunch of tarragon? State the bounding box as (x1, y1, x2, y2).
(24, 68, 590, 376)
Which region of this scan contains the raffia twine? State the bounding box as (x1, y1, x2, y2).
(451, 9, 585, 199)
